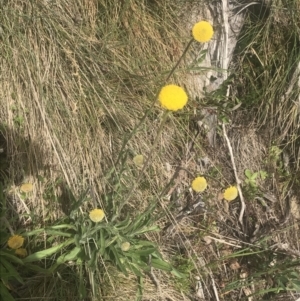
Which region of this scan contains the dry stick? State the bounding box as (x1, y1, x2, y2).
(222, 124, 245, 225)
(210, 272, 220, 301)
(220, 0, 246, 225)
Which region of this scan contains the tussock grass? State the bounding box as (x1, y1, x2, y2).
(233, 0, 300, 167)
(226, 1, 300, 299)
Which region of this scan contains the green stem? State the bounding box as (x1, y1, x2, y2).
(115, 111, 170, 218)
(114, 39, 194, 168)
(165, 39, 193, 82)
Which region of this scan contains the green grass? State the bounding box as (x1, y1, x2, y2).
(1, 0, 300, 300)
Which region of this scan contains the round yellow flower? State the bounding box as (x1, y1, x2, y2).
(223, 186, 238, 201)
(133, 155, 144, 167)
(7, 235, 24, 249)
(192, 21, 214, 43)
(191, 176, 207, 192)
(89, 209, 105, 223)
(121, 242, 131, 252)
(20, 183, 33, 193)
(15, 248, 28, 258)
(158, 85, 188, 111)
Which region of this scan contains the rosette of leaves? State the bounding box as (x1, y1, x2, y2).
(23, 189, 184, 298)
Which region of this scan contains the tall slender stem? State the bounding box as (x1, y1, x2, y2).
(114, 40, 194, 168)
(116, 111, 170, 216)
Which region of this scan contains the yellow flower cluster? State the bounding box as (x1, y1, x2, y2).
(15, 248, 28, 257)
(121, 242, 131, 251)
(7, 235, 27, 257)
(191, 177, 207, 192)
(8, 235, 24, 249)
(158, 85, 188, 111)
(190, 177, 239, 202)
(20, 183, 33, 193)
(133, 154, 144, 167)
(89, 209, 105, 223)
(192, 21, 214, 43)
(223, 186, 238, 201)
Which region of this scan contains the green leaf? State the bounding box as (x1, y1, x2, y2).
(42, 230, 73, 238)
(136, 276, 143, 301)
(74, 234, 80, 248)
(197, 50, 208, 63)
(98, 228, 106, 255)
(22, 228, 45, 237)
(150, 258, 172, 272)
(131, 240, 156, 248)
(171, 268, 187, 278)
(0, 282, 15, 301)
(0, 262, 11, 281)
(48, 224, 77, 231)
(290, 280, 300, 290)
(289, 271, 300, 279)
(124, 261, 144, 276)
(79, 263, 87, 299)
(23, 238, 75, 263)
(80, 224, 105, 242)
(105, 236, 118, 248)
(22, 224, 76, 237)
(129, 225, 160, 236)
(250, 172, 258, 180)
(0, 230, 10, 245)
(87, 248, 98, 269)
(113, 215, 131, 231)
(245, 169, 252, 179)
(24, 264, 49, 273)
(127, 247, 156, 256)
(0, 250, 24, 265)
(259, 171, 268, 180)
(124, 205, 157, 236)
(0, 259, 23, 284)
(70, 189, 90, 218)
(56, 246, 81, 264)
(110, 245, 128, 276)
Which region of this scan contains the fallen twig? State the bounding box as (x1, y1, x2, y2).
(210, 271, 220, 301)
(222, 124, 246, 226)
(220, 0, 245, 225)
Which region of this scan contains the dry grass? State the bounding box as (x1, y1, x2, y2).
(0, 0, 189, 213)
(0, 0, 197, 300)
(1, 0, 300, 300)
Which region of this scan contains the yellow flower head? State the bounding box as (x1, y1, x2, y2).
(133, 155, 144, 167)
(192, 21, 214, 43)
(89, 209, 105, 223)
(7, 235, 24, 249)
(223, 186, 238, 201)
(191, 176, 207, 192)
(158, 85, 188, 111)
(15, 248, 28, 258)
(20, 183, 33, 193)
(121, 242, 131, 252)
